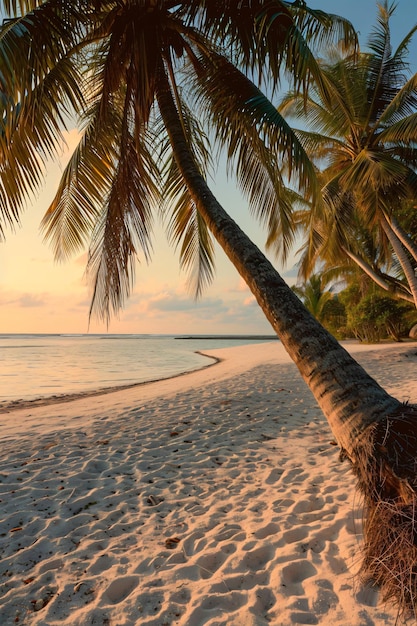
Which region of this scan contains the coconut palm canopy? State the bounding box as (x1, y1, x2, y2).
(0, 0, 354, 321)
(278, 1, 417, 307)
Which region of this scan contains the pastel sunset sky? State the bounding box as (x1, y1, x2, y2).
(1, 0, 416, 335)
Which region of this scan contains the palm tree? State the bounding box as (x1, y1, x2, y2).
(1, 0, 417, 616)
(279, 1, 417, 310)
(299, 205, 417, 308)
(292, 271, 334, 323)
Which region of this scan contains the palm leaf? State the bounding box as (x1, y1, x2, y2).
(158, 103, 216, 297)
(378, 112, 417, 144)
(40, 107, 114, 260)
(0, 3, 85, 232)
(87, 124, 160, 322)
(165, 167, 215, 297)
(195, 53, 317, 190)
(287, 2, 357, 52)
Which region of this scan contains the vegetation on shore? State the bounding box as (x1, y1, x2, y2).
(293, 271, 417, 342)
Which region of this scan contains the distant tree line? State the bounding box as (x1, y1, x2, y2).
(293, 272, 417, 342)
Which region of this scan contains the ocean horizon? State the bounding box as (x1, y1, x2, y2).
(0, 333, 278, 406)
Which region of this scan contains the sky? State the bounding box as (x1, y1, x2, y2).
(1, 0, 416, 335)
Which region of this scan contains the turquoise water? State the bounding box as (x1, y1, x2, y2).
(0, 334, 276, 404)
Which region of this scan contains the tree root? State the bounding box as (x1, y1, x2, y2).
(351, 404, 417, 622)
(361, 499, 417, 620)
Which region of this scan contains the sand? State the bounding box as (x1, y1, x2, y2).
(0, 340, 416, 626)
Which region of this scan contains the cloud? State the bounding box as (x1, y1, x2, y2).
(143, 291, 227, 315)
(0, 292, 48, 308)
(106, 283, 272, 334)
(236, 277, 250, 293)
(17, 294, 47, 308)
(243, 295, 257, 307)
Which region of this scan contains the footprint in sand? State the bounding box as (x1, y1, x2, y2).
(187, 591, 247, 624)
(38, 558, 64, 574)
(209, 570, 269, 593)
(252, 585, 276, 615)
(88, 553, 114, 575)
(265, 468, 284, 484)
(312, 582, 339, 615)
(292, 496, 325, 514)
(289, 610, 319, 624)
(280, 467, 308, 485)
(283, 526, 309, 544)
(103, 576, 139, 604)
(253, 521, 280, 540)
(242, 545, 275, 571)
(195, 551, 228, 579)
(356, 581, 380, 607)
(181, 530, 207, 556)
(281, 560, 317, 596)
(214, 524, 245, 543)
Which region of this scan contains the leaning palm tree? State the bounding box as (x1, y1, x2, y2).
(297, 200, 417, 305)
(1, 0, 417, 617)
(279, 1, 417, 309)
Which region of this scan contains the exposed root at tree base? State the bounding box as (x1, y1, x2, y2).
(351, 404, 417, 622)
(361, 500, 417, 622)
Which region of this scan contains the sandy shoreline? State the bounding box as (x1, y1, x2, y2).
(0, 350, 223, 415)
(1, 341, 416, 625)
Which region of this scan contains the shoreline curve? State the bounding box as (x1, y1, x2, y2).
(0, 350, 221, 414)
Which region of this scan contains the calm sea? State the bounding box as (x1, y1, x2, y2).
(0, 334, 276, 405)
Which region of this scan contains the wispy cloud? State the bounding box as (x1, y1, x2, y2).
(17, 294, 47, 308)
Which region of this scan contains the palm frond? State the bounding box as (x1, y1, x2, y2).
(1, 1, 44, 14)
(278, 2, 358, 96)
(286, 127, 347, 164)
(40, 109, 113, 260)
(87, 129, 160, 323)
(378, 112, 417, 144)
(286, 2, 357, 53)
(87, 127, 160, 322)
(279, 57, 367, 142)
(187, 53, 321, 258)
(363, 2, 394, 127)
(187, 0, 293, 79)
(196, 53, 317, 192)
(0, 4, 85, 232)
(165, 168, 215, 297)
(377, 72, 417, 128)
(392, 20, 417, 63)
(401, 169, 417, 199)
(158, 102, 216, 297)
(335, 149, 407, 199)
(0, 1, 84, 98)
(278, 90, 335, 134)
(281, 3, 357, 96)
(43, 76, 160, 323)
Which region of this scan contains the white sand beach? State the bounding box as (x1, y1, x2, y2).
(1, 340, 416, 626)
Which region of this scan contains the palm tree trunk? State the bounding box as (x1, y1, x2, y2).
(342, 246, 414, 303)
(388, 213, 417, 263)
(380, 214, 417, 309)
(156, 69, 417, 616)
(155, 69, 400, 454)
